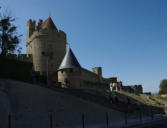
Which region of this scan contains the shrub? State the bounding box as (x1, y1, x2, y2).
(159, 89, 167, 95)
(0, 56, 33, 82)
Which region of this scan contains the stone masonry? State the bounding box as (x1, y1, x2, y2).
(26, 17, 66, 79)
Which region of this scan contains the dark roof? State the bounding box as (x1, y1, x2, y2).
(58, 48, 81, 70)
(41, 17, 57, 30)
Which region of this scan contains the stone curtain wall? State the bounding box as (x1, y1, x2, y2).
(123, 85, 143, 94)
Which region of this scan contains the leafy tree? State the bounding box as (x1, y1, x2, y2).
(0, 8, 22, 56)
(159, 79, 167, 91)
(159, 89, 167, 95)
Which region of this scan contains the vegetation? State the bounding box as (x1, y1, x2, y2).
(0, 56, 33, 82)
(159, 79, 167, 95)
(0, 8, 34, 82)
(0, 8, 22, 56)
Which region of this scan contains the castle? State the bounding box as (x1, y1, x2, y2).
(25, 17, 143, 93)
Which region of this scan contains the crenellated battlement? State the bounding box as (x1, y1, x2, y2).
(123, 85, 143, 94)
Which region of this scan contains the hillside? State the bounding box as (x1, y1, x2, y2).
(49, 85, 165, 115)
(0, 79, 124, 128)
(0, 78, 165, 128)
(118, 91, 165, 114)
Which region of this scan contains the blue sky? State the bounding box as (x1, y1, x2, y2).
(1, 0, 167, 92)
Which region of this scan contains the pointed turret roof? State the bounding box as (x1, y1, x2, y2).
(58, 48, 81, 70)
(41, 17, 57, 30)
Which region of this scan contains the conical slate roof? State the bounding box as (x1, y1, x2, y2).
(41, 17, 57, 30)
(58, 48, 81, 70)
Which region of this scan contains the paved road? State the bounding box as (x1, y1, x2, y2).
(142, 122, 167, 128)
(130, 119, 167, 128)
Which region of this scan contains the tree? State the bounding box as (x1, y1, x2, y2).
(159, 89, 167, 95)
(0, 8, 22, 56)
(159, 79, 167, 92)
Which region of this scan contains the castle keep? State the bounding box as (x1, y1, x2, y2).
(25, 17, 143, 93)
(26, 17, 66, 78)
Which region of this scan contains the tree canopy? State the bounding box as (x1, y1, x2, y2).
(0, 8, 21, 56)
(159, 79, 167, 90)
(159, 79, 167, 95)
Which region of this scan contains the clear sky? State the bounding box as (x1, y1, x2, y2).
(1, 0, 167, 92)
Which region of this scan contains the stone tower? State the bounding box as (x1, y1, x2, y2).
(58, 48, 82, 88)
(92, 67, 102, 77)
(26, 17, 66, 78)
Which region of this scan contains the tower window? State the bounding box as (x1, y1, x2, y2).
(61, 69, 63, 74)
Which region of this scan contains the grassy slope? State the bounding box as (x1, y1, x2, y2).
(118, 91, 165, 114)
(0, 79, 125, 128)
(0, 78, 165, 115)
(47, 86, 165, 115)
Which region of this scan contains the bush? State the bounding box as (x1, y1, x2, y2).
(159, 89, 167, 95)
(159, 79, 167, 90)
(0, 56, 33, 82)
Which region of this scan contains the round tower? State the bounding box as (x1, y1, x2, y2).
(58, 48, 82, 88)
(26, 17, 66, 78)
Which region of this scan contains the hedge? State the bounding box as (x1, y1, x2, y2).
(0, 56, 33, 82)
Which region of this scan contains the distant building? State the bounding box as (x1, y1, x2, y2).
(123, 85, 143, 94)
